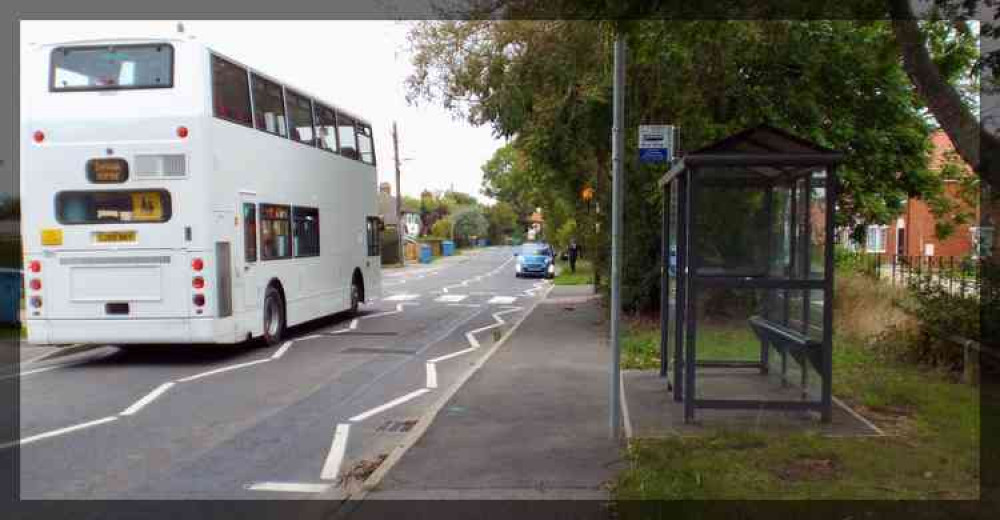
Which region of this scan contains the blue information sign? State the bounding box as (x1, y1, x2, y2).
(638, 124, 674, 164)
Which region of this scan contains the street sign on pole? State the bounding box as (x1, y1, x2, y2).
(638, 124, 674, 164)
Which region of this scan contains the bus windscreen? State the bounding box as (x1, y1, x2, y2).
(50, 44, 173, 91)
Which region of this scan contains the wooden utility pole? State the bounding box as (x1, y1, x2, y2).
(393, 122, 404, 265)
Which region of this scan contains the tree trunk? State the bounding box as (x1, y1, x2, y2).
(888, 0, 1000, 192)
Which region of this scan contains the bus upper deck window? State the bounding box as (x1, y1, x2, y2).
(51, 44, 174, 91)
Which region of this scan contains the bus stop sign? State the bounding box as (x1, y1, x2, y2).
(639, 125, 673, 164)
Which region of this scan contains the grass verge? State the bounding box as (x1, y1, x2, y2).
(553, 259, 593, 286)
(614, 294, 980, 500)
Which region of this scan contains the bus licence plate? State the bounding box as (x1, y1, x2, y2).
(95, 231, 136, 243)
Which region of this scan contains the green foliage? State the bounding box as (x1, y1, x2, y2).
(484, 201, 518, 244)
(401, 195, 421, 214)
(552, 218, 577, 251)
(430, 217, 453, 239)
(407, 20, 978, 312)
(452, 209, 489, 246)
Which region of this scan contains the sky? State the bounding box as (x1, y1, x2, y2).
(19, 20, 505, 201)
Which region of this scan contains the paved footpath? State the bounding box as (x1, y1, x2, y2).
(354, 284, 624, 510)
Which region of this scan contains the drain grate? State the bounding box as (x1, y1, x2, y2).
(375, 419, 418, 433)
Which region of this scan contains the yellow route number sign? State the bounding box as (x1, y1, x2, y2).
(131, 192, 164, 221)
(41, 228, 63, 246)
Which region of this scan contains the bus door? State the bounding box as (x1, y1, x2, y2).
(364, 216, 383, 297)
(236, 193, 260, 332)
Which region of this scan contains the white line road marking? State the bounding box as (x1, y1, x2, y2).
(435, 294, 467, 303)
(427, 347, 478, 364)
(349, 388, 430, 423)
(177, 358, 271, 383)
(120, 382, 175, 416)
(321, 423, 351, 480)
(271, 341, 294, 360)
(360, 302, 417, 320)
(447, 303, 481, 308)
(426, 362, 437, 389)
(488, 296, 517, 305)
(1, 416, 117, 450)
(248, 482, 332, 493)
(300, 334, 323, 341)
(384, 293, 420, 301)
(464, 331, 481, 349)
(1, 365, 61, 381)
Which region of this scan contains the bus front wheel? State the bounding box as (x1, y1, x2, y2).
(262, 286, 286, 346)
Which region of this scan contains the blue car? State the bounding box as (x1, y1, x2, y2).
(514, 243, 555, 279)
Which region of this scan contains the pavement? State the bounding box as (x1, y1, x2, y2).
(356, 284, 624, 506)
(9, 246, 560, 507)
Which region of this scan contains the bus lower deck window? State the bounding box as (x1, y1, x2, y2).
(56, 190, 172, 224)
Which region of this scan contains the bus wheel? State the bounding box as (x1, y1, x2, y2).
(349, 279, 361, 316)
(262, 286, 285, 346)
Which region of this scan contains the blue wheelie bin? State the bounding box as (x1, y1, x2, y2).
(419, 244, 432, 264)
(442, 240, 455, 256)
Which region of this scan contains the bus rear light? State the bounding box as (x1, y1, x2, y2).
(192, 276, 204, 289)
(29, 296, 42, 308)
(191, 258, 204, 271)
(177, 126, 189, 138)
(193, 294, 205, 307)
(28, 260, 41, 273)
(29, 279, 41, 291)
(33, 130, 45, 143)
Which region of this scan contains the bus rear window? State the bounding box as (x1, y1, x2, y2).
(56, 190, 172, 224)
(51, 44, 173, 91)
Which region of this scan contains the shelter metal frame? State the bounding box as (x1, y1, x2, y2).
(657, 126, 844, 423)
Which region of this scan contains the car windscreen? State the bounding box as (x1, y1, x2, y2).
(520, 245, 551, 256)
(51, 44, 174, 91)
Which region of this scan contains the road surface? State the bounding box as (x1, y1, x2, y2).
(9, 246, 551, 503)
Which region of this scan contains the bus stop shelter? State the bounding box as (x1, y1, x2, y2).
(658, 125, 843, 423)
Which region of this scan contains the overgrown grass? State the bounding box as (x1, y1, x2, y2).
(614, 269, 981, 500)
(553, 259, 593, 285)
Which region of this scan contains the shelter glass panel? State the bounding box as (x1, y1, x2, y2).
(691, 286, 823, 404)
(691, 174, 769, 277)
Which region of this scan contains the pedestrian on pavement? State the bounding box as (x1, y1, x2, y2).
(568, 239, 579, 273)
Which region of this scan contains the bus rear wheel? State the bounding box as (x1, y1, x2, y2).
(262, 286, 285, 346)
(349, 279, 361, 316)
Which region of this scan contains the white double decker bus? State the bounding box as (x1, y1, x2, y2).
(21, 35, 382, 346)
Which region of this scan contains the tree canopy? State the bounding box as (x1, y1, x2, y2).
(407, 19, 980, 310)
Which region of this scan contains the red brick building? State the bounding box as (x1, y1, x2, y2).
(848, 130, 988, 258)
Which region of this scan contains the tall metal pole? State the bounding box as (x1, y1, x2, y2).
(609, 25, 626, 440)
(393, 121, 404, 265)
